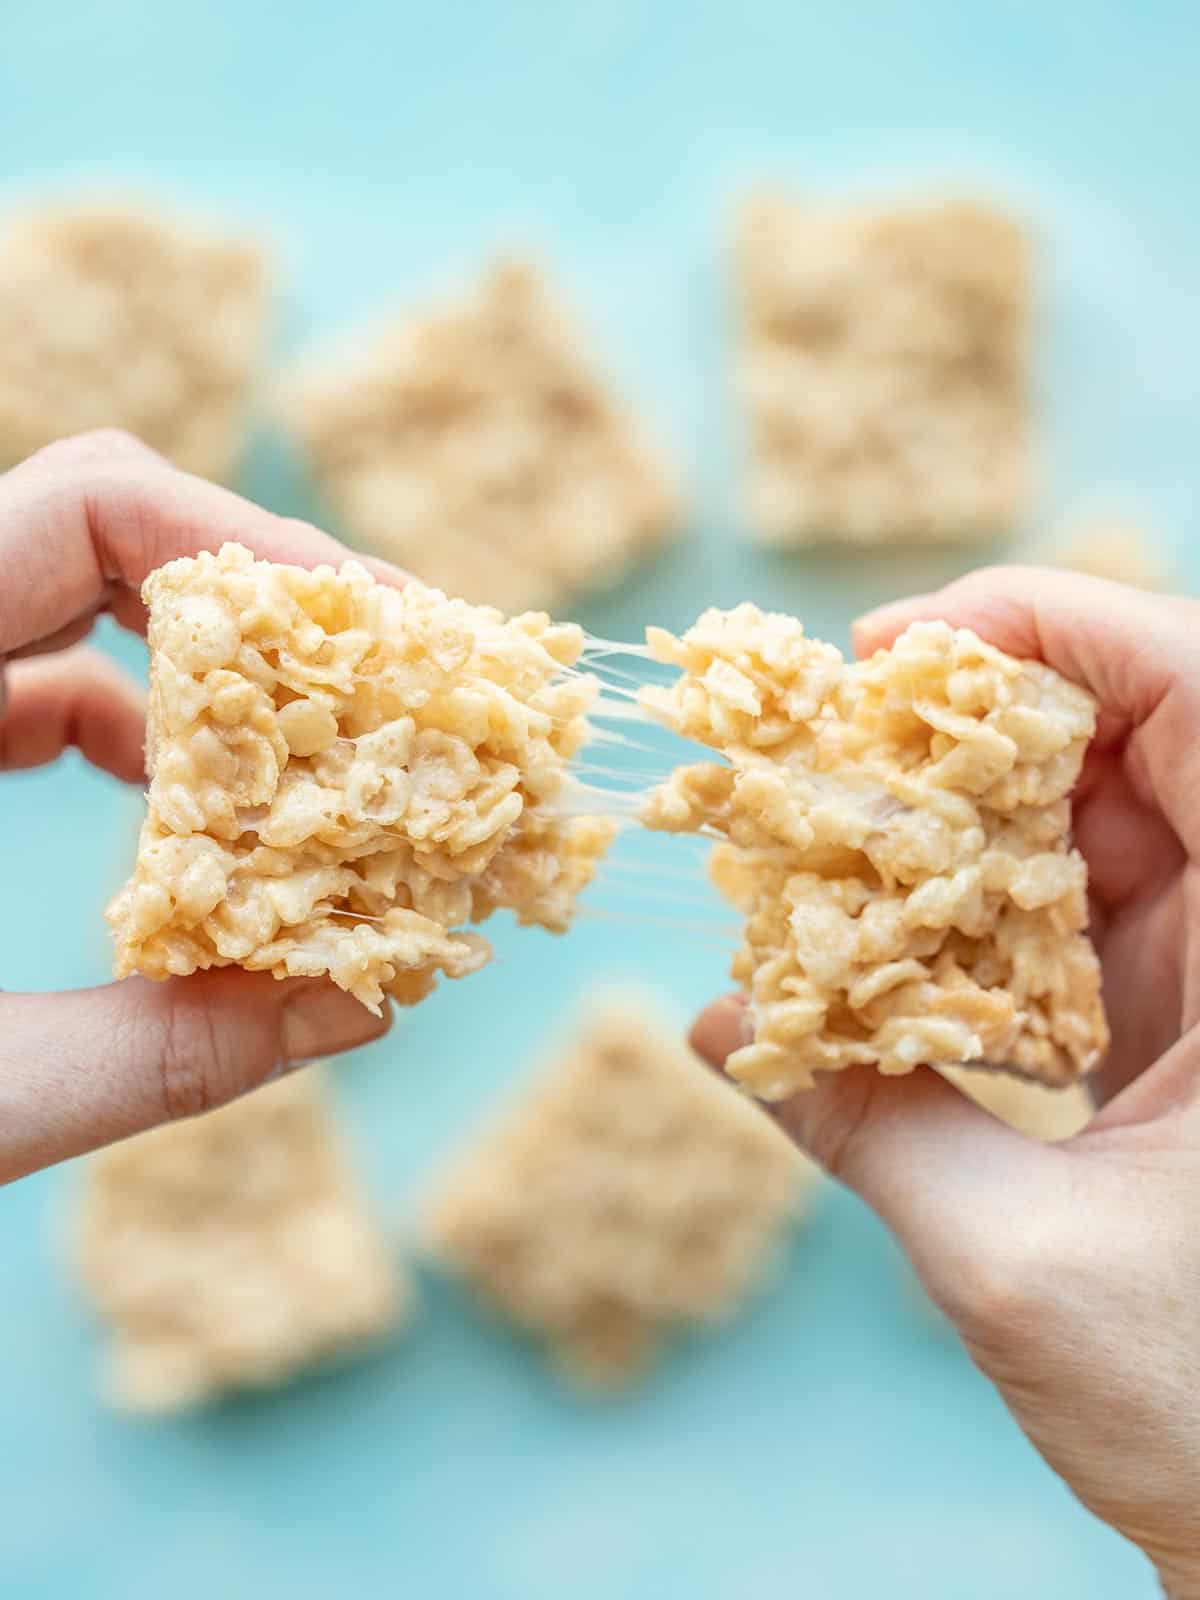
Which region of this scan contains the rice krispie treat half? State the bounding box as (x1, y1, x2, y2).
(423, 1002, 815, 1386)
(0, 201, 268, 479)
(641, 606, 1108, 1097)
(75, 1071, 405, 1413)
(107, 543, 616, 1011)
(283, 260, 681, 614)
(734, 193, 1029, 546)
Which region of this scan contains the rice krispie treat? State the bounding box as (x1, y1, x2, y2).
(422, 1002, 814, 1386)
(733, 193, 1029, 545)
(107, 543, 616, 1011)
(75, 1071, 404, 1412)
(641, 606, 1108, 1096)
(282, 259, 681, 613)
(0, 201, 268, 480)
(1050, 521, 1167, 590)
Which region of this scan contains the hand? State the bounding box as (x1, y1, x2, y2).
(692, 566, 1200, 1595)
(0, 431, 398, 1184)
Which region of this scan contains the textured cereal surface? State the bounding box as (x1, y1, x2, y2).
(1050, 521, 1167, 590)
(107, 543, 616, 1010)
(283, 260, 680, 613)
(75, 1072, 404, 1413)
(642, 606, 1107, 1095)
(423, 1002, 815, 1385)
(0, 201, 267, 480)
(734, 193, 1029, 546)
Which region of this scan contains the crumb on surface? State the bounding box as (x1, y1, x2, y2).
(641, 605, 1107, 1095)
(107, 543, 616, 1011)
(282, 259, 681, 613)
(0, 200, 268, 480)
(74, 1071, 405, 1413)
(733, 192, 1029, 546)
(422, 1000, 815, 1385)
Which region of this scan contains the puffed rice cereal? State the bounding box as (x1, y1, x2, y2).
(422, 1000, 815, 1386)
(641, 606, 1108, 1095)
(0, 200, 268, 480)
(734, 192, 1029, 545)
(74, 1071, 405, 1413)
(107, 543, 617, 1010)
(282, 259, 681, 613)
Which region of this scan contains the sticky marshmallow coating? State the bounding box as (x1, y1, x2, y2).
(75, 1072, 404, 1413)
(0, 202, 267, 480)
(107, 544, 617, 1010)
(641, 606, 1108, 1095)
(423, 1003, 814, 1385)
(283, 260, 681, 614)
(734, 194, 1029, 546)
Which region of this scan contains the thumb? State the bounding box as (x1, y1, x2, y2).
(690, 996, 1053, 1310)
(0, 973, 390, 1183)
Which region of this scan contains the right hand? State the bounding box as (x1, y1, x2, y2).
(693, 567, 1200, 1595)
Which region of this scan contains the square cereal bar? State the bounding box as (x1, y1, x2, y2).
(282, 260, 681, 613)
(422, 1001, 815, 1386)
(0, 201, 268, 480)
(733, 193, 1029, 545)
(642, 606, 1108, 1094)
(107, 543, 616, 1011)
(74, 1071, 404, 1412)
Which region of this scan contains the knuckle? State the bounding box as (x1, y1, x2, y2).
(790, 1069, 883, 1186)
(156, 982, 244, 1122)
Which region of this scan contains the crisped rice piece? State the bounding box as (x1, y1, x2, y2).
(0, 201, 268, 480)
(733, 193, 1029, 546)
(940, 1065, 1092, 1141)
(422, 1001, 815, 1386)
(641, 606, 1108, 1096)
(74, 1071, 405, 1413)
(107, 543, 616, 1011)
(1049, 520, 1167, 590)
(282, 259, 681, 614)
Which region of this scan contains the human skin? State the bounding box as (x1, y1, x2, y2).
(0, 431, 402, 1184)
(692, 566, 1200, 1596)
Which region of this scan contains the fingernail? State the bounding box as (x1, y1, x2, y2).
(280, 983, 392, 1063)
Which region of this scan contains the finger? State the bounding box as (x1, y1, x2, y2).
(690, 995, 1050, 1306)
(851, 566, 1200, 856)
(0, 429, 408, 657)
(0, 647, 146, 781)
(0, 973, 392, 1183)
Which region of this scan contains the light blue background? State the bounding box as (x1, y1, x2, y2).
(2, 3, 1197, 1596)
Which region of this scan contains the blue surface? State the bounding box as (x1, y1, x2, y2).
(2, 3, 1198, 1596)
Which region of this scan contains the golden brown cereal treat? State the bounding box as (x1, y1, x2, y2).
(733, 193, 1029, 546)
(282, 259, 681, 613)
(107, 543, 616, 1011)
(74, 1072, 404, 1413)
(641, 606, 1107, 1096)
(1050, 521, 1167, 590)
(939, 1065, 1092, 1141)
(0, 201, 268, 479)
(422, 1002, 815, 1386)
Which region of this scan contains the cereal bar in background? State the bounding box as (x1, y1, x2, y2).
(733, 192, 1029, 546)
(74, 1071, 405, 1413)
(0, 200, 268, 480)
(422, 999, 816, 1387)
(282, 259, 682, 613)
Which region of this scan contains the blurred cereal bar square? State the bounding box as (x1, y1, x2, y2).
(283, 260, 681, 613)
(1048, 519, 1167, 590)
(734, 193, 1029, 546)
(75, 1071, 405, 1413)
(422, 1000, 815, 1386)
(0, 200, 268, 480)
